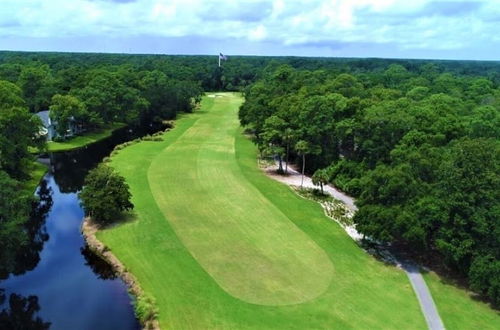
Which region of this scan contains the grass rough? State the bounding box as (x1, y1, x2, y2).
(23, 161, 48, 194)
(423, 272, 499, 329)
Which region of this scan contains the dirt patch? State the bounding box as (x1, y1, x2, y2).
(81, 218, 160, 330)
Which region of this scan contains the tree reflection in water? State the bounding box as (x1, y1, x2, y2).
(51, 123, 167, 193)
(0, 289, 51, 330)
(8, 179, 53, 278)
(81, 245, 118, 280)
(0, 180, 53, 329)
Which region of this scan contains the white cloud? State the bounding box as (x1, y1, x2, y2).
(0, 0, 498, 57)
(248, 25, 267, 41)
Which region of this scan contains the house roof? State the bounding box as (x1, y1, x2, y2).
(36, 110, 51, 128)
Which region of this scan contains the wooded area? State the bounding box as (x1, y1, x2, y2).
(240, 61, 500, 306)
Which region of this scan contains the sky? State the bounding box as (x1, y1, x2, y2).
(0, 0, 499, 60)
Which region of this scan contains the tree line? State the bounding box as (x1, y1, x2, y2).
(240, 62, 500, 306)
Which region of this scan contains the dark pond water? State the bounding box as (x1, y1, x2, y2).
(0, 124, 166, 330)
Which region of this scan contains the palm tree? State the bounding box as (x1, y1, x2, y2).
(295, 140, 321, 187)
(295, 140, 309, 187)
(312, 169, 329, 194)
(283, 128, 295, 174)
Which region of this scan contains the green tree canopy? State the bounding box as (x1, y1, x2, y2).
(49, 94, 89, 137)
(0, 80, 25, 109)
(79, 165, 134, 224)
(0, 106, 43, 179)
(17, 64, 55, 112)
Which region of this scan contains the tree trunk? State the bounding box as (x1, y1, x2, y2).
(320, 183, 323, 194)
(285, 142, 289, 174)
(278, 154, 283, 173)
(301, 154, 305, 187)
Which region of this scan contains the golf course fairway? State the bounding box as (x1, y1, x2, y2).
(99, 92, 428, 328)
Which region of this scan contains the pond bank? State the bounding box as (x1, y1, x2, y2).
(81, 218, 159, 330)
(24, 161, 49, 194)
(46, 123, 127, 152)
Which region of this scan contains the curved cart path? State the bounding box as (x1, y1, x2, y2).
(267, 163, 445, 330)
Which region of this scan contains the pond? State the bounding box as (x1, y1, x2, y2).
(0, 124, 166, 329)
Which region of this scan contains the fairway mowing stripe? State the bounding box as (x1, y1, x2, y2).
(148, 93, 334, 306)
(99, 93, 432, 329)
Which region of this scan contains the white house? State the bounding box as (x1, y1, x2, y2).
(36, 110, 82, 141)
(36, 110, 56, 141)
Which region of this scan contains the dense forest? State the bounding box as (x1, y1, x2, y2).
(1, 51, 499, 307)
(240, 61, 500, 306)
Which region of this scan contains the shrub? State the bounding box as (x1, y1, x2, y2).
(134, 293, 159, 325)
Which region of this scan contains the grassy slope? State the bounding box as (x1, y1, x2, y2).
(23, 161, 48, 194)
(99, 93, 425, 329)
(46, 122, 126, 152)
(424, 272, 499, 329)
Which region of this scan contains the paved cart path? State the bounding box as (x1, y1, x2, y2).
(267, 162, 445, 330)
(403, 263, 446, 330)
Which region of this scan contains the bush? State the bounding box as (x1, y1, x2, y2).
(328, 159, 366, 197)
(469, 255, 500, 307)
(134, 293, 158, 325)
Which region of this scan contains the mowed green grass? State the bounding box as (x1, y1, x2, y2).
(46, 122, 126, 152)
(99, 93, 426, 329)
(424, 272, 500, 329)
(148, 94, 333, 306)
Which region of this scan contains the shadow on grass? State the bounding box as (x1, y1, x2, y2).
(428, 269, 499, 309)
(295, 187, 331, 201)
(357, 239, 400, 268)
(91, 210, 138, 231)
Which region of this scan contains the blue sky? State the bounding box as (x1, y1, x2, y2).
(0, 0, 499, 60)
